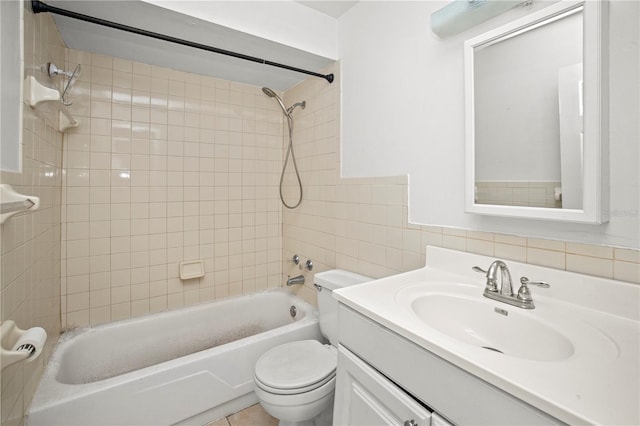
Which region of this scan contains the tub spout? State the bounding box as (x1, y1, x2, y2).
(286, 275, 305, 286)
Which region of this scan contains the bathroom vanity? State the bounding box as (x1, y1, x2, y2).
(332, 247, 640, 425)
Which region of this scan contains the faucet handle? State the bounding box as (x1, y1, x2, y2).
(472, 265, 498, 292)
(472, 266, 487, 274)
(519, 277, 550, 288)
(517, 276, 550, 302)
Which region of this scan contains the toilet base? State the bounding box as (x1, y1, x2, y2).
(258, 391, 333, 425)
(273, 399, 333, 426)
(278, 420, 314, 426)
(254, 372, 336, 426)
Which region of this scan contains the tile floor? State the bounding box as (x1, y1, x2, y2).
(206, 404, 278, 426)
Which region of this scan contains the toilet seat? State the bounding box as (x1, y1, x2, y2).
(254, 340, 337, 395)
(255, 371, 335, 395)
(254, 375, 336, 408)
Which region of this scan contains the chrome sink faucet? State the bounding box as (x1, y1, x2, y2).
(473, 261, 549, 309)
(473, 260, 513, 295)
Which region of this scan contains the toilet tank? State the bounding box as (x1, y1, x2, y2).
(314, 269, 371, 346)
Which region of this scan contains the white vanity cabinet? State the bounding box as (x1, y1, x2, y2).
(334, 305, 563, 426)
(333, 344, 434, 426)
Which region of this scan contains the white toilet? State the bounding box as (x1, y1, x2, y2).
(253, 269, 371, 426)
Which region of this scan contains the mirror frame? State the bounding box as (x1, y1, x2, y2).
(464, 0, 609, 223)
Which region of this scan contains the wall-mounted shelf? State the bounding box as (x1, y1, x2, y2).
(24, 75, 79, 132)
(0, 184, 40, 224)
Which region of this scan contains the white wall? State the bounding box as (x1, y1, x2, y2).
(141, 0, 339, 60)
(339, 0, 639, 249)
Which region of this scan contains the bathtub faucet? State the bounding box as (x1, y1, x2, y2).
(286, 275, 305, 286)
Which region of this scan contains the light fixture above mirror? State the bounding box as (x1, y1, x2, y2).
(431, 0, 531, 38)
(464, 0, 609, 223)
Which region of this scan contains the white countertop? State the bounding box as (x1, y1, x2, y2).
(334, 247, 640, 425)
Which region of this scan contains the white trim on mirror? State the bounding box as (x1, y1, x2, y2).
(464, 0, 609, 223)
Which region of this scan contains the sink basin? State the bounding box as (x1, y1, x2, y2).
(410, 292, 575, 361)
(394, 282, 619, 363)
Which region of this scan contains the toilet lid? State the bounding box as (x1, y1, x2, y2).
(254, 340, 337, 391)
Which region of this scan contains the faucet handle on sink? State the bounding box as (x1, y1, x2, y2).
(517, 277, 550, 302)
(472, 265, 499, 292)
(472, 266, 487, 274)
(520, 276, 551, 288)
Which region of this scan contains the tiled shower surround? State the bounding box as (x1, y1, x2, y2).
(60, 50, 285, 327)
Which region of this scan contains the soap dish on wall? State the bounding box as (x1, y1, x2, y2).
(24, 75, 79, 132)
(0, 184, 40, 225)
(179, 260, 205, 280)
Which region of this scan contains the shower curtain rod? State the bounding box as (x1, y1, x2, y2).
(31, 0, 334, 84)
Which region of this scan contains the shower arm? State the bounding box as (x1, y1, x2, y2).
(30, 0, 334, 84)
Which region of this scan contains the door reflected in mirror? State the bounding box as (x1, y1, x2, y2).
(473, 7, 582, 209)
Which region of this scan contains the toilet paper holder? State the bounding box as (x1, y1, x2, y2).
(1, 320, 47, 371)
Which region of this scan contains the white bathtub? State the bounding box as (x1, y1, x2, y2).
(27, 290, 322, 426)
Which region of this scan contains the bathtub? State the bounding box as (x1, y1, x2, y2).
(27, 289, 322, 426)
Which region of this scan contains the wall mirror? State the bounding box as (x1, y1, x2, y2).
(1, 0, 23, 172)
(464, 0, 609, 223)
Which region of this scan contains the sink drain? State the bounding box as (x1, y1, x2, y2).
(482, 346, 504, 354)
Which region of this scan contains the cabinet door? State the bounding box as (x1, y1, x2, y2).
(333, 345, 432, 426)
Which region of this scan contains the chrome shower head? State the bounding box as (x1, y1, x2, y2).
(262, 87, 278, 98)
(286, 101, 306, 115)
(262, 87, 288, 116)
(47, 62, 80, 79)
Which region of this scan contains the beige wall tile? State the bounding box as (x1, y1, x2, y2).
(614, 261, 640, 283)
(566, 242, 614, 259)
(614, 247, 640, 263)
(527, 237, 565, 252)
(494, 243, 527, 263)
(466, 230, 494, 242)
(442, 234, 466, 252)
(466, 238, 494, 257)
(494, 233, 526, 246)
(567, 254, 614, 279)
(527, 247, 566, 270)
